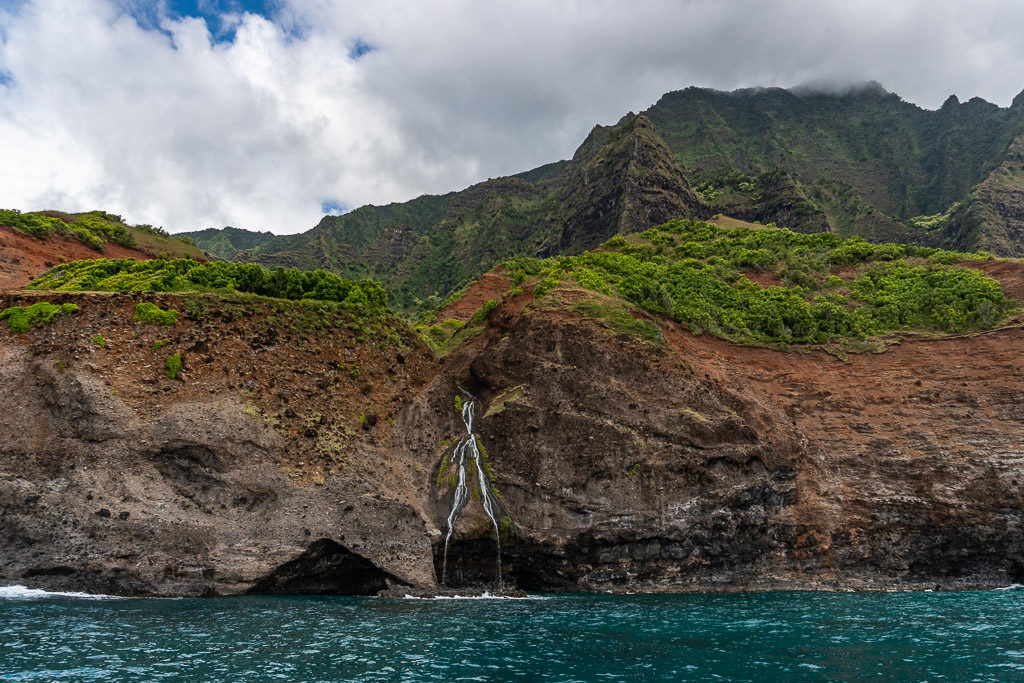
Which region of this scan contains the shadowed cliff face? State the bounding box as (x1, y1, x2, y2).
(945, 133, 1024, 255)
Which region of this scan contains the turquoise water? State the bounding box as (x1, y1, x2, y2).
(2, 586, 1023, 681)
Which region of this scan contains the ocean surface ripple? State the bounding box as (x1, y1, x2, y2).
(2, 588, 1023, 681)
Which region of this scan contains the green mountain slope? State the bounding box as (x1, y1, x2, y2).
(178, 226, 277, 260)
(236, 114, 705, 313)
(943, 129, 1024, 254)
(645, 83, 1024, 242)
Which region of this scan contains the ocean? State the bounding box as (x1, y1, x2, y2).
(2, 585, 1023, 681)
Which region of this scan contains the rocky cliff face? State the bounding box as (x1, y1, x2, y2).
(424, 296, 806, 590)
(3, 269, 1024, 595)
(0, 292, 441, 596)
(558, 114, 707, 252)
(413, 280, 1024, 591)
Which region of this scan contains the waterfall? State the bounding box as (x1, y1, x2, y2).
(441, 389, 503, 587)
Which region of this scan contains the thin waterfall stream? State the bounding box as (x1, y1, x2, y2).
(441, 389, 502, 588)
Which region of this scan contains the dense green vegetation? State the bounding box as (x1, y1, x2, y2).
(508, 220, 1013, 346)
(0, 302, 79, 333)
(27, 259, 388, 313)
(0, 209, 135, 250)
(0, 208, 171, 251)
(134, 302, 178, 326)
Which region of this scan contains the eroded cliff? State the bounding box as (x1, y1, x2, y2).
(410, 270, 1024, 592)
(2, 265, 1024, 595)
(0, 292, 440, 596)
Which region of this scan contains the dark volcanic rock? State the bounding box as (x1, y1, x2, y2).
(419, 295, 806, 591)
(404, 278, 1024, 592)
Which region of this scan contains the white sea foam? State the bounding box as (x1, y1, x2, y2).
(994, 583, 1024, 591)
(400, 592, 543, 601)
(0, 584, 119, 600)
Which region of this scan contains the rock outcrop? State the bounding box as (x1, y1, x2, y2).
(945, 133, 1024, 255)
(0, 292, 439, 596)
(558, 114, 708, 252)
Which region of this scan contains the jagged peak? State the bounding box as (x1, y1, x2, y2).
(570, 112, 658, 164)
(1011, 87, 1024, 109)
(571, 123, 616, 164)
(616, 111, 638, 126)
(941, 94, 960, 109)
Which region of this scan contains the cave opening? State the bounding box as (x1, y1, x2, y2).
(248, 538, 405, 595)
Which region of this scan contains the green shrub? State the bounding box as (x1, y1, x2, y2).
(92, 334, 106, 348)
(0, 302, 79, 333)
(534, 274, 561, 297)
(134, 302, 178, 326)
(165, 353, 182, 379)
(151, 339, 167, 352)
(469, 299, 499, 325)
(29, 258, 388, 313)
(525, 220, 1013, 346)
(0, 209, 135, 250)
(502, 256, 547, 286)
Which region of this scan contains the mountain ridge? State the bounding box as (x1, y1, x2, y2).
(182, 82, 1024, 313)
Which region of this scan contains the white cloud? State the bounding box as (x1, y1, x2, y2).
(1, 0, 1024, 234)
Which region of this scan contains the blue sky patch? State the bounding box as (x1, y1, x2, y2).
(117, 0, 277, 44)
(0, 71, 13, 87)
(321, 200, 349, 216)
(165, 0, 275, 23)
(349, 39, 375, 60)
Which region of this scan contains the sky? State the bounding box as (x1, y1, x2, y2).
(2, 0, 1024, 235)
